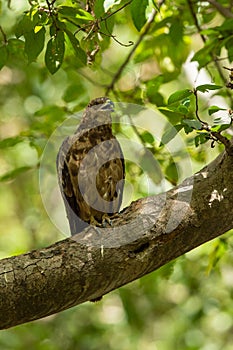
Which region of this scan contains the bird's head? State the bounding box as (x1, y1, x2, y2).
(87, 97, 115, 112)
(78, 97, 115, 130)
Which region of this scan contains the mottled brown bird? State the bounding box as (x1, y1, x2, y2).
(57, 97, 125, 235)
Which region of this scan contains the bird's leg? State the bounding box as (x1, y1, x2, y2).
(90, 215, 102, 227)
(101, 213, 113, 227)
(89, 211, 120, 232)
(103, 212, 121, 226)
(89, 216, 105, 235)
(89, 214, 112, 228)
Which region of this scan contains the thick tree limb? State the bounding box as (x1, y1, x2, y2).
(1, 148, 233, 329)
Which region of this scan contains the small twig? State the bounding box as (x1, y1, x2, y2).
(200, 0, 233, 18)
(0, 26, 7, 44)
(45, 0, 51, 12)
(75, 1, 133, 37)
(193, 89, 208, 126)
(103, 19, 134, 47)
(215, 56, 233, 62)
(194, 88, 233, 154)
(211, 131, 232, 153)
(109, 35, 133, 47)
(46, 0, 56, 13)
(105, 0, 166, 95)
(223, 67, 233, 72)
(186, 0, 233, 104)
(102, 0, 133, 21)
(187, 0, 206, 42)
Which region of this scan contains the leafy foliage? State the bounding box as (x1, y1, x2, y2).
(130, 0, 148, 31)
(0, 0, 233, 348)
(159, 84, 232, 149)
(192, 18, 233, 67)
(45, 29, 65, 74)
(167, 89, 193, 105)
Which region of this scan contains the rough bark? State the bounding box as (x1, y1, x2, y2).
(0, 149, 233, 329)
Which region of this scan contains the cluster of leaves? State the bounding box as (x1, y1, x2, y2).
(0, 2, 233, 346)
(0, 0, 154, 74)
(135, 14, 190, 83)
(0, 1, 103, 72)
(0, 0, 232, 187)
(159, 84, 232, 148)
(192, 18, 233, 68)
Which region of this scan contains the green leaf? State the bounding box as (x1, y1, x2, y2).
(169, 19, 183, 46)
(24, 27, 45, 62)
(147, 90, 165, 106)
(0, 136, 24, 149)
(76, 8, 95, 21)
(63, 82, 87, 102)
(196, 84, 222, 93)
(35, 10, 49, 26)
(177, 105, 189, 114)
(65, 29, 86, 65)
(167, 89, 193, 104)
(182, 98, 190, 108)
(146, 76, 165, 106)
(131, 0, 148, 31)
(15, 14, 33, 38)
(183, 124, 193, 134)
(191, 42, 215, 68)
(216, 19, 233, 33)
(165, 161, 179, 185)
(45, 30, 65, 74)
(160, 124, 183, 146)
(225, 37, 233, 63)
(58, 5, 77, 17)
(0, 166, 33, 182)
(210, 124, 230, 132)
(194, 135, 200, 147)
(158, 108, 184, 124)
(99, 15, 114, 47)
(0, 45, 8, 69)
(146, 75, 164, 91)
(58, 6, 94, 23)
(183, 119, 202, 130)
(141, 131, 154, 144)
(94, 0, 105, 17)
(207, 238, 228, 275)
(7, 38, 25, 61)
(208, 106, 227, 116)
(194, 134, 208, 147)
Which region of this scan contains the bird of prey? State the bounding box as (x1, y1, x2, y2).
(57, 97, 125, 235)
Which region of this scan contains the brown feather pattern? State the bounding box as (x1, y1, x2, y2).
(57, 97, 125, 235)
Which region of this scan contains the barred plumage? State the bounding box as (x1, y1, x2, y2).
(57, 97, 125, 235)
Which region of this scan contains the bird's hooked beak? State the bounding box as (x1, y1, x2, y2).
(99, 99, 115, 112)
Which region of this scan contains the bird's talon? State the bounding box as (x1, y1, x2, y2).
(102, 214, 113, 227)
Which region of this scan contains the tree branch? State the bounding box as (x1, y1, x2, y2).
(1, 145, 233, 329)
(187, 0, 233, 103)
(202, 0, 233, 18)
(193, 88, 233, 154)
(105, 0, 165, 95)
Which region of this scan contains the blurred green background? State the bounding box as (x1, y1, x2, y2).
(0, 0, 233, 349)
